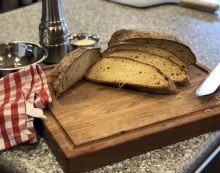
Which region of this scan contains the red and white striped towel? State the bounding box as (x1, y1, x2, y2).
(0, 64, 52, 150)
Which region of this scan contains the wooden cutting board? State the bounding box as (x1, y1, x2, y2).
(42, 64, 220, 173)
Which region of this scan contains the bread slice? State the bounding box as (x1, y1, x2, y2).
(85, 57, 177, 94)
(107, 50, 188, 86)
(108, 29, 196, 65)
(50, 48, 101, 96)
(103, 42, 186, 69)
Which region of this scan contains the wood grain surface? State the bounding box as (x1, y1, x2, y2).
(43, 64, 220, 173)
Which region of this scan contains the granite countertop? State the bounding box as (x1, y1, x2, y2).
(0, 0, 220, 172)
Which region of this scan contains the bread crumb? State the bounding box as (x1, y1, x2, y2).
(215, 96, 220, 100)
(176, 96, 182, 100)
(204, 109, 212, 113)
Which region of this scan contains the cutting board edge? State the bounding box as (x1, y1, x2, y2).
(43, 107, 220, 173)
(43, 102, 220, 158)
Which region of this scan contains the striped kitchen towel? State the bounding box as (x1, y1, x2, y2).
(0, 64, 52, 150)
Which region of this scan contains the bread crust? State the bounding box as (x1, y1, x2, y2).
(103, 42, 186, 69)
(50, 48, 101, 96)
(108, 29, 180, 46)
(49, 48, 88, 84)
(86, 76, 177, 95)
(108, 29, 196, 65)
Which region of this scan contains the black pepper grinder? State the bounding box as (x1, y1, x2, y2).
(39, 0, 69, 64)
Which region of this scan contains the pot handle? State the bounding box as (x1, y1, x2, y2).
(180, 0, 219, 13)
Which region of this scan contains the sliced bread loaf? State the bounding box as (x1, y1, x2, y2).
(107, 50, 188, 86)
(103, 42, 186, 69)
(50, 48, 101, 96)
(85, 57, 177, 94)
(108, 29, 196, 65)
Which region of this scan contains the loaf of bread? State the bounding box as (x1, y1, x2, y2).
(106, 50, 188, 86)
(108, 29, 196, 65)
(85, 57, 177, 94)
(103, 42, 186, 69)
(50, 48, 101, 96)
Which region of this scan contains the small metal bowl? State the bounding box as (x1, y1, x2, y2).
(69, 33, 99, 51)
(0, 41, 47, 76)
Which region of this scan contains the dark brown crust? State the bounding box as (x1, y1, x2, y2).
(175, 78, 190, 87)
(108, 29, 180, 46)
(85, 57, 177, 95)
(50, 48, 101, 96)
(108, 29, 196, 65)
(86, 78, 177, 95)
(49, 48, 89, 83)
(103, 42, 187, 69)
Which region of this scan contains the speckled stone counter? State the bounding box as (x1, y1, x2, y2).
(0, 0, 220, 172)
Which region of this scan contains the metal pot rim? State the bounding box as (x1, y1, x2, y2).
(0, 41, 48, 71)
